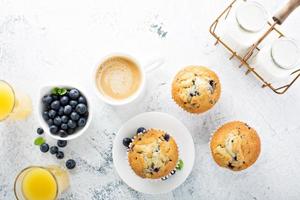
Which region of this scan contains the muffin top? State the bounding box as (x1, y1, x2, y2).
(210, 121, 261, 171)
(172, 66, 221, 114)
(128, 129, 179, 179)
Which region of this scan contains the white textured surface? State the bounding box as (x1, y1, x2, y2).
(1, 0, 300, 199)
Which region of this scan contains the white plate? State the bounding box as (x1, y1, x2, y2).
(113, 112, 195, 194)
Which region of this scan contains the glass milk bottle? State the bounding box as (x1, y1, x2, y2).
(220, 0, 269, 57)
(251, 37, 300, 83)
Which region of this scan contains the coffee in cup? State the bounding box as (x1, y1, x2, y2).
(96, 56, 142, 101)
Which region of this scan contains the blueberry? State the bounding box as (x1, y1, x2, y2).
(47, 119, 54, 126)
(48, 110, 56, 119)
(59, 130, 68, 137)
(137, 127, 146, 134)
(122, 138, 132, 148)
(61, 115, 68, 123)
(66, 159, 76, 169)
(49, 125, 58, 134)
(42, 95, 53, 105)
(70, 112, 80, 121)
(69, 89, 80, 100)
(154, 168, 160, 172)
(77, 117, 86, 127)
(67, 128, 75, 135)
(50, 146, 58, 154)
(57, 140, 67, 148)
(60, 96, 69, 106)
(37, 128, 44, 135)
(164, 134, 170, 142)
(209, 80, 215, 88)
(67, 120, 77, 129)
(56, 151, 64, 159)
(51, 94, 59, 100)
(82, 111, 89, 118)
(44, 105, 51, 111)
(69, 100, 78, 108)
(42, 111, 49, 120)
(64, 105, 72, 115)
(40, 143, 49, 153)
(51, 100, 60, 111)
(75, 104, 87, 115)
(61, 123, 68, 130)
(58, 107, 64, 116)
(78, 96, 86, 104)
(53, 116, 62, 126)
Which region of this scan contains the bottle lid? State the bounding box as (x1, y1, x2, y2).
(236, 1, 268, 32)
(271, 38, 300, 70)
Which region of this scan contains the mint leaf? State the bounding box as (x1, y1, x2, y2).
(176, 159, 184, 170)
(52, 87, 67, 96)
(34, 137, 45, 146)
(58, 88, 67, 95)
(51, 87, 59, 95)
(57, 88, 61, 95)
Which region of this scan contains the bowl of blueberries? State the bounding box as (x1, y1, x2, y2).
(38, 85, 92, 140)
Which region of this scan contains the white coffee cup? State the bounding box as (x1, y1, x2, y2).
(93, 53, 164, 106)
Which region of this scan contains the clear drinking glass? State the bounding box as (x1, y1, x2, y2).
(14, 165, 70, 200)
(0, 80, 32, 121)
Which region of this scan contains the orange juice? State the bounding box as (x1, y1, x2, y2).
(9, 88, 32, 120)
(22, 168, 58, 200)
(15, 166, 69, 200)
(0, 80, 32, 121)
(0, 81, 15, 120)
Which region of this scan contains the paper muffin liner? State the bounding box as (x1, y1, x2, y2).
(125, 128, 181, 182)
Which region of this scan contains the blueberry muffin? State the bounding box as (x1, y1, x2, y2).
(172, 66, 221, 114)
(126, 128, 179, 179)
(210, 121, 261, 171)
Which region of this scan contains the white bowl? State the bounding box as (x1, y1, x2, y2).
(37, 85, 92, 141)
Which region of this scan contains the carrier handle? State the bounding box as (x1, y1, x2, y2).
(273, 0, 300, 25)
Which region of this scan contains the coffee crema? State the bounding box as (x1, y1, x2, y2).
(96, 56, 142, 100)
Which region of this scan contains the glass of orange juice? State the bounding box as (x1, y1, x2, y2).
(14, 165, 70, 200)
(0, 80, 32, 121)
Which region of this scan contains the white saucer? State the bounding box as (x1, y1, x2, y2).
(112, 112, 195, 194)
